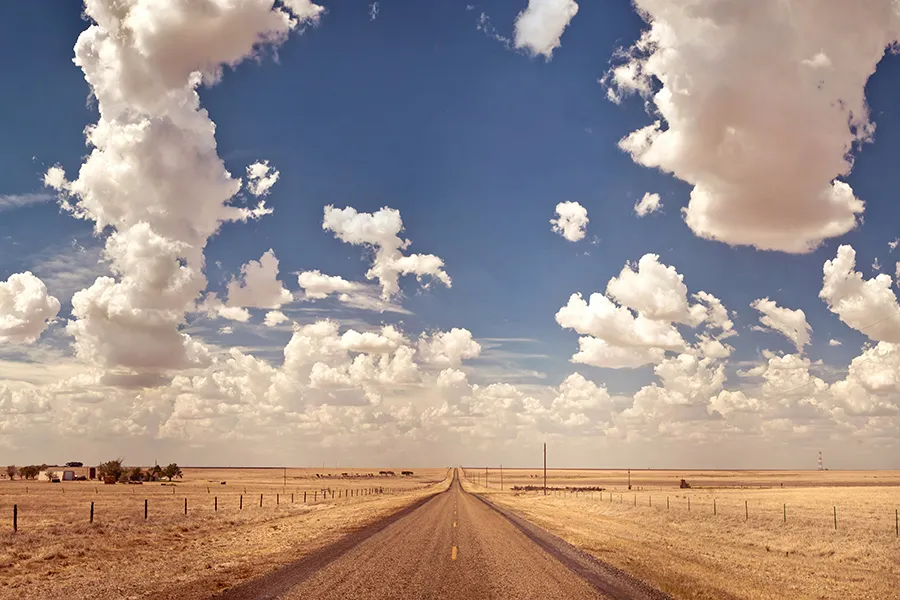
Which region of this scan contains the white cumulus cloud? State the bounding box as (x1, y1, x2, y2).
(605, 1, 900, 253)
(264, 310, 288, 328)
(550, 201, 589, 242)
(557, 254, 731, 368)
(226, 249, 293, 310)
(751, 298, 812, 353)
(43, 0, 321, 376)
(513, 0, 579, 59)
(0, 272, 60, 344)
(634, 192, 661, 217)
(323, 205, 451, 298)
(245, 161, 279, 197)
(418, 328, 482, 368)
(821, 245, 900, 342)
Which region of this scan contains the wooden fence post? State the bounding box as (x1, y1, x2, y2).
(667, 496, 669, 509)
(292, 493, 294, 504)
(185, 498, 188, 515)
(304, 491, 307, 503)
(260, 494, 263, 508)
(276, 494, 279, 506)
(688, 498, 691, 512)
(745, 500, 748, 521)
(144, 499, 148, 520)
(896, 509, 898, 537)
(714, 499, 716, 516)
(239, 495, 243, 510)
(833, 506, 837, 530)
(783, 503, 786, 523)
(215, 497, 217, 512)
(13, 504, 17, 532)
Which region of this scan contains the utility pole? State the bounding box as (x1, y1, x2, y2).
(628, 468, 631, 490)
(543, 443, 547, 496)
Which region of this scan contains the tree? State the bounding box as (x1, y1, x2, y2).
(19, 465, 40, 480)
(162, 463, 182, 481)
(147, 465, 163, 482)
(6, 466, 15, 480)
(65, 461, 83, 468)
(129, 467, 144, 482)
(97, 458, 125, 482)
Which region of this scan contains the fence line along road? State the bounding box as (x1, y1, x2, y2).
(4, 485, 411, 532)
(461, 472, 900, 538)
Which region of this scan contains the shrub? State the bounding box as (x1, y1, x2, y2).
(97, 458, 125, 482)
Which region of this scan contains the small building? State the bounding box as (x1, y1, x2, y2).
(61, 470, 75, 481)
(38, 470, 60, 482)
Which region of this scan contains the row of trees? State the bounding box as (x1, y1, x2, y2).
(6, 465, 49, 480)
(97, 459, 182, 482)
(5, 461, 182, 482)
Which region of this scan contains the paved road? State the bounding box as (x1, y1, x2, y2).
(218, 469, 667, 599)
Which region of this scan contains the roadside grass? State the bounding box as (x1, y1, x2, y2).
(464, 470, 900, 599)
(0, 467, 450, 600)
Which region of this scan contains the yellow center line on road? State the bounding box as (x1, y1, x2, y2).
(451, 546, 458, 561)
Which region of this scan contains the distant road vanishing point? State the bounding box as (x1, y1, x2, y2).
(217, 469, 668, 600)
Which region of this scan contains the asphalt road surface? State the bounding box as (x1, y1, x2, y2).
(218, 469, 668, 600)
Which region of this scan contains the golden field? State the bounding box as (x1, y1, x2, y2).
(464, 468, 900, 599)
(0, 467, 450, 600)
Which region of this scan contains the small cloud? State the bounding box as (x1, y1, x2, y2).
(513, 0, 579, 60)
(0, 192, 54, 212)
(476, 12, 512, 47)
(369, 2, 379, 20)
(873, 257, 882, 271)
(218, 326, 234, 335)
(828, 339, 841, 347)
(890, 238, 899, 252)
(634, 192, 662, 217)
(550, 201, 589, 242)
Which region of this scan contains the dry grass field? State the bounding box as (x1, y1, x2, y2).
(0, 467, 450, 600)
(464, 468, 900, 599)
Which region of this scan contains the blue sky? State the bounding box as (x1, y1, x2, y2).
(1, 1, 900, 468)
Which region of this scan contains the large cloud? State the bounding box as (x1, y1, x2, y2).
(513, 0, 579, 59)
(322, 206, 451, 298)
(606, 1, 900, 252)
(751, 298, 812, 352)
(821, 245, 900, 341)
(45, 0, 322, 375)
(556, 254, 732, 368)
(0, 272, 60, 344)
